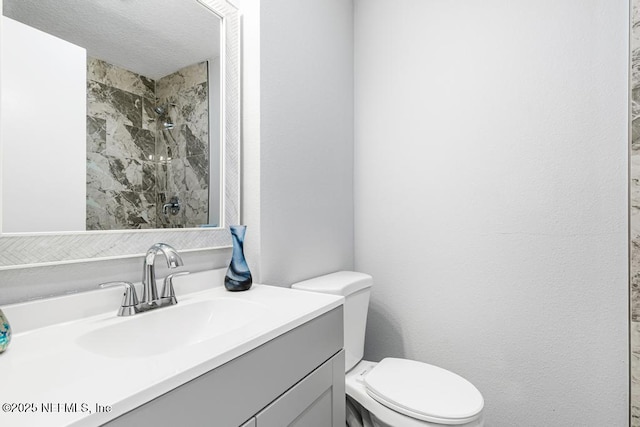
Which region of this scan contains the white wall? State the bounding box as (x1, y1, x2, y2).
(255, 0, 355, 285)
(1, 17, 86, 233)
(354, 0, 629, 425)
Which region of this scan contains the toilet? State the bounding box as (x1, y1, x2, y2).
(291, 271, 484, 427)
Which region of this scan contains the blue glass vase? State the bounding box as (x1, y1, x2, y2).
(0, 309, 11, 354)
(225, 225, 252, 291)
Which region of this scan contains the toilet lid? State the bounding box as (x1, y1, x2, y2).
(363, 358, 484, 425)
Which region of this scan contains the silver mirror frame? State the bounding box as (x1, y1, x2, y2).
(0, 0, 240, 269)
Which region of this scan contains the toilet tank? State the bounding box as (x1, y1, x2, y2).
(291, 271, 372, 372)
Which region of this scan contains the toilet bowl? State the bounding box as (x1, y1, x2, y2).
(291, 272, 484, 427)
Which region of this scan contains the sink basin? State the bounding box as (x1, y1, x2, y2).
(77, 298, 268, 358)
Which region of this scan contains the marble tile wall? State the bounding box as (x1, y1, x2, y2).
(632, 0, 640, 424)
(155, 62, 210, 228)
(86, 59, 209, 230)
(86, 58, 157, 230)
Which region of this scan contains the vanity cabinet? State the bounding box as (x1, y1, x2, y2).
(104, 307, 345, 427)
(255, 351, 344, 427)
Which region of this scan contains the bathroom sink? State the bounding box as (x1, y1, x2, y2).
(0, 269, 344, 427)
(77, 298, 269, 358)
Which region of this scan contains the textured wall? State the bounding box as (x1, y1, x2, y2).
(354, 0, 628, 425)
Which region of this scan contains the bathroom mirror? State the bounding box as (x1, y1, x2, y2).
(0, 0, 240, 267)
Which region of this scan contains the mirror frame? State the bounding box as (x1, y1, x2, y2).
(0, 0, 240, 269)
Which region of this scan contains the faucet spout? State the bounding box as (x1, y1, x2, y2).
(142, 243, 184, 304)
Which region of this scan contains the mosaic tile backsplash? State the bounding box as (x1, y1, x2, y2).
(86, 58, 210, 230)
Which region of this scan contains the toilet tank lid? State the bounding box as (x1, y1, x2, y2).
(291, 271, 372, 296)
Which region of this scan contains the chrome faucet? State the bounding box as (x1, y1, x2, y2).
(100, 243, 189, 316)
(142, 243, 184, 304)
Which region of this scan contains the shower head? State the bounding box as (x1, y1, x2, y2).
(154, 103, 176, 129)
(153, 103, 176, 116)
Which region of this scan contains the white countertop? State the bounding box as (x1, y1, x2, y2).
(0, 269, 343, 427)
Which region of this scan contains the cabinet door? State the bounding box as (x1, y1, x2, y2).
(256, 350, 345, 427)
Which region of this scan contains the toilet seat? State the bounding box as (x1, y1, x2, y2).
(362, 358, 484, 425)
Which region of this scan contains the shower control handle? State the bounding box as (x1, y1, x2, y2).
(162, 196, 181, 217)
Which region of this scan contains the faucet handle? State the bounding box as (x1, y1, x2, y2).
(99, 281, 140, 316)
(161, 271, 190, 303)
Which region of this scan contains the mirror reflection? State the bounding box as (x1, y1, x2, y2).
(1, 0, 221, 232)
